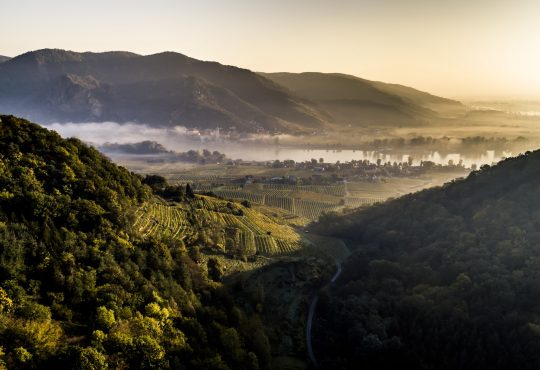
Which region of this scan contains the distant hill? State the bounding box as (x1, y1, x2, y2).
(262, 72, 466, 127)
(0, 55, 9, 63)
(311, 150, 540, 369)
(0, 49, 326, 133)
(0, 49, 465, 133)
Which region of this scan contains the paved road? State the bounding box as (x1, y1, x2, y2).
(306, 295, 319, 367)
(306, 261, 342, 368)
(330, 262, 342, 283)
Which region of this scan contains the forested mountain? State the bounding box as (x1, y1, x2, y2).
(262, 72, 466, 126)
(310, 151, 540, 369)
(0, 49, 325, 133)
(0, 49, 463, 133)
(0, 115, 279, 369)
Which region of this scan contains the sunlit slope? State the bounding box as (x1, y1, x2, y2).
(0, 114, 298, 368)
(133, 195, 303, 256)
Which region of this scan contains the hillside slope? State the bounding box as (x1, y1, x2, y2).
(262, 72, 466, 126)
(0, 56, 9, 63)
(0, 115, 299, 369)
(310, 151, 540, 369)
(0, 49, 326, 133)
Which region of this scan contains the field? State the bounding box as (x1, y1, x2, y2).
(132, 195, 303, 256)
(179, 178, 440, 222)
(120, 158, 466, 229)
(209, 185, 345, 221)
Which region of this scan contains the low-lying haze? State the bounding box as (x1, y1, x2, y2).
(43, 121, 522, 167)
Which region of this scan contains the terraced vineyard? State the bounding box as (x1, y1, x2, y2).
(263, 183, 346, 197)
(169, 175, 218, 183)
(133, 195, 302, 256)
(134, 203, 194, 239)
(254, 235, 278, 254)
(239, 231, 257, 255)
(294, 199, 341, 220)
(193, 183, 217, 192)
(194, 185, 346, 221)
(182, 179, 394, 222)
(213, 189, 265, 204)
(264, 194, 295, 212)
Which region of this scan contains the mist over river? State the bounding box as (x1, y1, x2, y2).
(197, 146, 505, 168)
(45, 122, 511, 168)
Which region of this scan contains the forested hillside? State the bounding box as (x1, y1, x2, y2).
(0, 49, 467, 133)
(0, 115, 273, 369)
(311, 151, 540, 369)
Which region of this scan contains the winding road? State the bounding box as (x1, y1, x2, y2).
(306, 261, 342, 368)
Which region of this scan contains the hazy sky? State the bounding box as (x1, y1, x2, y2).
(2, 0, 539, 99)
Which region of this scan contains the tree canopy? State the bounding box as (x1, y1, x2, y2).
(311, 150, 540, 369)
(0, 115, 268, 369)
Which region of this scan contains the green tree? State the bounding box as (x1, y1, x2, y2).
(96, 307, 116, 330)
(76, 347, 108, 370)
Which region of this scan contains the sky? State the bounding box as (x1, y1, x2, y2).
(2, 0, 539, 99)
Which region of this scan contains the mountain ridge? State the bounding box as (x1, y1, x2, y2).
(262, 72, 466, 126)
(0, 49, 327, 133)
(0, 49, 464, 133)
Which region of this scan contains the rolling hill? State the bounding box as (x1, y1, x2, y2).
(310, 150, 540, 369)
(0, 49, 465, 133)
(262, 72, 466, 127)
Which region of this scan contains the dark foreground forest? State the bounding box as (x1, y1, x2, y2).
(311, 149, 540, 369)
(0, 116, 272, 369)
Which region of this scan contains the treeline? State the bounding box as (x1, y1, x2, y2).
(141, 174, 195, 201)
(0, 116, 270, 369)
(310, 150, 540, 369)
(100, 141, 229, 164)
(361, 135, 529, 154)
(100, 141, 171, 155)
